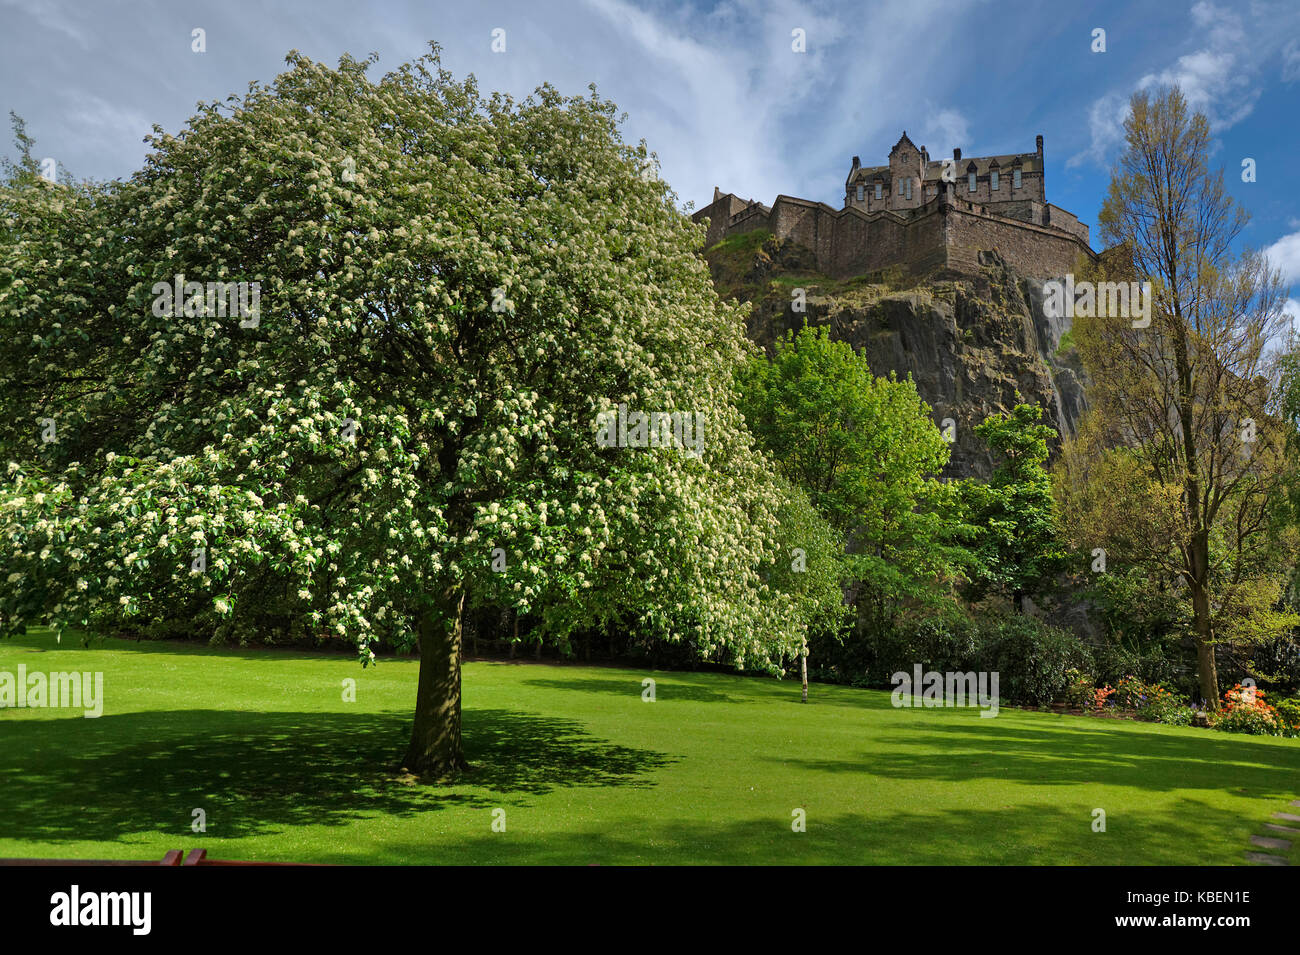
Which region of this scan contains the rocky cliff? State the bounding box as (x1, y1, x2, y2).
(706, 229, 1089, 479)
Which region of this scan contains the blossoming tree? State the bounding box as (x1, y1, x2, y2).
(0, 49, 809, 777)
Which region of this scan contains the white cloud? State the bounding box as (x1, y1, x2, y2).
(1264, 231, 1300, 335)
(1264, 230, 1300, 285)
(578, 0, 962, 208)
(61, 94, 152, 157)
(919, 108, 971, 159)
(1070, 1, 1292, 169)
(1281, 298, 1300, 331)
(1070, 91, 1131, 169)
(1282, 38, 1300, 82)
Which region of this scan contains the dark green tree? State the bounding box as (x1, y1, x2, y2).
(737, 324, 969, 640)
(959, 403, 1067, 609)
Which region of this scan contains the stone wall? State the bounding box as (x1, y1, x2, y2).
(985, 198, 1044, 226)
(694, 189, 1094, 281)
(944, 202, 1093, 279)
(1045, 204, 1089, 245)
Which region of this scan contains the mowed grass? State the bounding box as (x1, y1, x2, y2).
(2, 628, 1299, 865)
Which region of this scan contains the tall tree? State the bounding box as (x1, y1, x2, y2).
(958, 403, 1068, 610)
(1070, 86, 1294, 706)
(763, 476, 846, 701)
(0, 49, 805, 777)
(737, 324, 968, 641)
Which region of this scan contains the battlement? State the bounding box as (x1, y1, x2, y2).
(695, 132, 1094, 281)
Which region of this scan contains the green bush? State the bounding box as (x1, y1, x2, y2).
(1090, 638, 1190, 698)
(813, 609, 1092, 708)
(1271, 696, 1300, 738)
(867, 615, 980, 683)
(1085, 568, 1193, 695)
(1061, 669, 1094, 708)
(1113, 674, 1146, 710)
(1146, 693, 1195, 726)
(974, 614, 1092, 707)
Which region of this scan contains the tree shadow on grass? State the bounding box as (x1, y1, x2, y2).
(4, 627, 395, 666)
(0, 708, 674, 845)
(519, 673, 898, 709)
(346, 799, 1259, 865)
(776, 718, 1300, 798)
(520, 674, 755, 705)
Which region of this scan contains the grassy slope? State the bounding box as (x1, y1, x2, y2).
(2, 628, 1298, 865)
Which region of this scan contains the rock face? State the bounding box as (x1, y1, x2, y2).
(707, 232, 1088, 479)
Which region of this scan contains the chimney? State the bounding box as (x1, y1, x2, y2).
(713, 186, 721, 202)
(851, 155, 860, 169)
(953, 147, 961, 161)
(1036, 135, 1043, 158)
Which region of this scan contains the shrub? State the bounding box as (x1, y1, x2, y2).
(1113, 674, 1147, 710)
(1115, 674, 1193, 724)
(1090, 639, 1191, 698)
(971, 614, 1092, 707)
(1084, 568, 1193, 695)
(1057, 671, 1195, 724)
(1061, 669, 1094, 708)
(1271, 696, 1300, 738)
(813, 608, 1092, 708)
(1210, 684, 1283, 736)
(868, 615, 980, 684)
(1146, 692, 1194, 726)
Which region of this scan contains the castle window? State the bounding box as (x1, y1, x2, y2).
(903, 178, 912, 200)
(1013, 168, 1022, 189)
(874, 182, 883, 200)
(968, 172, 977, 192)
(990, 169, 999, 191)
(857, 185, 864, 202)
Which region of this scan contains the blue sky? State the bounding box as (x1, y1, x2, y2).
(2, 0, 1298, 317)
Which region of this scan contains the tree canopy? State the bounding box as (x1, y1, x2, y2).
(0, 48, 811, 775)
(1061, 87, 1299, 705)
(737, 324, 968, 634)
(959, 403, 1068, 608)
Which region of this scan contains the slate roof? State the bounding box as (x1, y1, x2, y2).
(849, 150, 1041, 184)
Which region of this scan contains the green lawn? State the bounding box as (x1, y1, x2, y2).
(2, 628, 1298, 865)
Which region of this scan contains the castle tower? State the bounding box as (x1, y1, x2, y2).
(888, 132, 924, 210)
(709, 129, 1091, 281)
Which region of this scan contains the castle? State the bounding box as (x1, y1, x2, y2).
(694, 132, 1095, 281)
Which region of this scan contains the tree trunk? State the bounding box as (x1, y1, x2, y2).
(800, 638, 809, 704)
(401, 589, 468, 779)
(1189, 540, 1220, 708)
